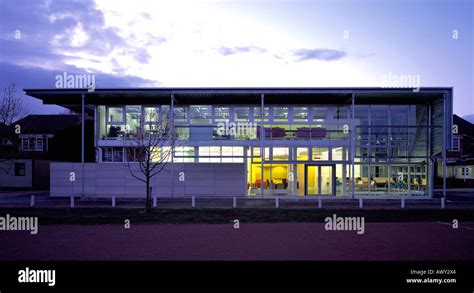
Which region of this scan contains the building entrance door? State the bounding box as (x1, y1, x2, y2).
(305, 165, 335, 196)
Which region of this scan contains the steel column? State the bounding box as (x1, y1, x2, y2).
(171, 94, 174, 197)
(260, 93, 264, 197)
(351, 93, 355, 199)
(442, 94, 447, 198)
(81, 93, 85, 198)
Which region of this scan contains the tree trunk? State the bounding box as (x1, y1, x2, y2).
(145, 177, 152, 213)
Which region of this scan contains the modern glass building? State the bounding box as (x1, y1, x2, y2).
(25, 87, 453, 198)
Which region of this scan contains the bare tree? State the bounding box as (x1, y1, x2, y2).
(0, 89, 23, 173)
(0, 83, 28, 125)
(125, 111, 177, 213)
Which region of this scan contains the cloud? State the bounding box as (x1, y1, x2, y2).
(133, 48, 151, 64)
(0, 0, 126, 58)
(216, 46, 267, 56)
(215, 45, 348, 63)
(0, 62, 157, 89)
(0, 61, 158, 114)
(291, 48, 347, 61)
(0, 0, 165, 81)
(143, 34, 167, 47)
(140, 12, 152, 20)
(351, 51, 376, 59)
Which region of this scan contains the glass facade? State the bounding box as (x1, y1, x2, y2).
(95, 93, 448, 198)
(352, 104, 432, 196)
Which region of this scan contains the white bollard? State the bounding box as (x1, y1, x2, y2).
(233, 196, 237, 208)
(275, 197, 279, 208)
(318, 198, 322, 208)
(359, 198, 363, 208)
(70, 196, 74, 208)
(153, 196, 157, 208)
(30, 195, 35, 207)
(401, 198, 405, 208)
(112, 196, 116, 207)
(192, 196, 195, 208)
(441, 197, 445, 209)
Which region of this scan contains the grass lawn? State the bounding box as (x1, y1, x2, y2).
(0, 207, 473, 225)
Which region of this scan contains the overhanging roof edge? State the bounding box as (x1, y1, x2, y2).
(24, 87, 453, 95)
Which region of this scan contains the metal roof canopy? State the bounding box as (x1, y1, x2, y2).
(24, 87, 452, 111)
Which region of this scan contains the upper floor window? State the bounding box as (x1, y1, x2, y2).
(235, 107, 250, 122)
(214, 107, 230, 122)
(452, 137, 460, 151)
(370, 105, 389, 126)
(126, 106, 141, 137)
(391, 105, 409, 126)
(273, 107, 288, 122)
(190, 105, 211, 124)
(0, 138, 12, 145)
(22, 138, 29, 150)
(354, 105, 369, 125)
(254, 107, 269, 122)
(144, 107, 159, 122)
(313, 107, 327, 122)
(293, 107, 308, 122)
(36, 138, 44, 151)
(174, 107, 187, 123)
(21, 137, 45, 151)
(108, 107, 124, 123)
(333, 107, 348, 120)
(161, 105, 170, 125)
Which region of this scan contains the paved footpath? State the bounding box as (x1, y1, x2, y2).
(0, 222, 473, 260)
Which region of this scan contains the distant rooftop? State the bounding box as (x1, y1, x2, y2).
(13, 115, 82, 135)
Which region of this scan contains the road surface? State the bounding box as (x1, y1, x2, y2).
(0, 222, 473, 260)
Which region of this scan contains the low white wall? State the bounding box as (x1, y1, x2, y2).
(50, 162, 245, 197)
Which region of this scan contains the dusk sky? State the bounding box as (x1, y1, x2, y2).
(0, 0, 473, 116)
